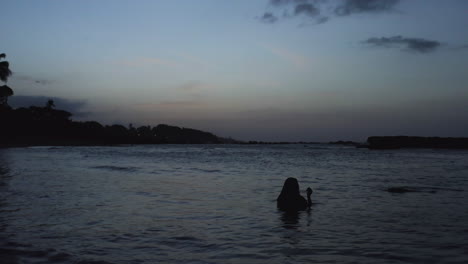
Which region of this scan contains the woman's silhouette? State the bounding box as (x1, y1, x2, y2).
(277, 177, 312, 211)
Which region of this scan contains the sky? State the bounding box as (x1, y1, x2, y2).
(2, 0, 468, 142)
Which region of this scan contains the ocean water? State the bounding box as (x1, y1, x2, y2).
(1, 145, 468, 264)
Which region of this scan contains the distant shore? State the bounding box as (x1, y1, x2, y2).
(366, 136, 468, 149)
(330, 137, 468, 149)
(1, 105, 467, 149)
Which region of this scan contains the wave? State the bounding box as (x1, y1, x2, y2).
(92, 165, 139, 172)
(190, 167, 222, 173)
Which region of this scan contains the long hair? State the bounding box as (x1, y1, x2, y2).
(278, 177, 301, 199)
(277, 177, 309, 211)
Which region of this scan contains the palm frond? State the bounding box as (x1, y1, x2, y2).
(0, 61, 12, 82)
(0, 85, 14, 96)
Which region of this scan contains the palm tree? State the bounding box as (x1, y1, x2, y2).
(0, 53, 12, 82)
(0, 85, 13, 106)
(46, 99, 55, 109)
(0, 53, 13, 107)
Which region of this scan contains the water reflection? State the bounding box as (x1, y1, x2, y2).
(279, 210, 301, 229)
(0, 150, 16, 263)
(279, 208, 313, 230)
(0, 151, 10, 185)
(276, 209, 314, 261)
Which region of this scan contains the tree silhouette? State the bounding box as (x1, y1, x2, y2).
(0, 85, 13, 106)
(0, 53, 13, 107)
(46, 99, 55, 109)
(0, 53, 12, 82)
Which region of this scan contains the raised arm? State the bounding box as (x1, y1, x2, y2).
(306, 187, 313, 207)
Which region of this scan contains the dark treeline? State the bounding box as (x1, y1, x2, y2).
(246, 141, 319, 145)
(0, 104, 238, 147)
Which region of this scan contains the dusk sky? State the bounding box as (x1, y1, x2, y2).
(3, 0, 468, 142)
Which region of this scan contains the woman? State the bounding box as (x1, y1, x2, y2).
(277, 177, 312, 211)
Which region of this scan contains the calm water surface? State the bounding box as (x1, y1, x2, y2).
(1, 145, 468, 263)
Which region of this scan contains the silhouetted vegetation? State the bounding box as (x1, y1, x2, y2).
(0, 53, 13, 108)
(246, 141, 319, 145)
(328, 140, 360, 146)
(0, 103, 230, 147)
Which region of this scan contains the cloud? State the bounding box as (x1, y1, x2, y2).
(335, 0, 400, 16)
(260, 12, 279, 23)
(270, 0, 299, 6)
(262, 0, 322, 23)
(294, 3, 320, 17)
(13, 75, 55, 85)
(316, 16, 329, 24)
(260, 0, 400, 24)
(363, 36, 441, 53)
(9, 96, 88, 117)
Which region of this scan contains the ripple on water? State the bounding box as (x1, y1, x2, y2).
(91, 166, 140, 172)
(0, 242, 74, 264)
(1, 145, 468, 263)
